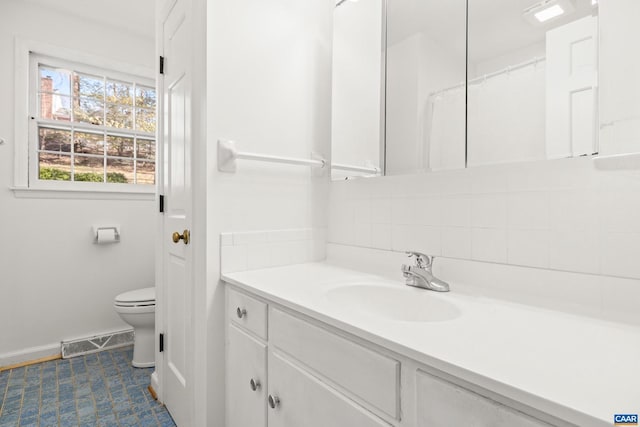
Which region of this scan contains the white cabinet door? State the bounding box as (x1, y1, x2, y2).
(268, 351, 392, 427)
(227, 324, 267, 427)
(416, 371, 553, 427)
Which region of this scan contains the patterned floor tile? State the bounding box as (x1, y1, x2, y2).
(0, 347, 176, 427)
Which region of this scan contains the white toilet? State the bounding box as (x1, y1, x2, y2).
(114, 287, 156, 368)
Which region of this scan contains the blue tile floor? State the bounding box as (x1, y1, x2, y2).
(0, 346, 176, 427)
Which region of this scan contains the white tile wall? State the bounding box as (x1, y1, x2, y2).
(220, 228, 326, 273)
(328, 156, 640, 281)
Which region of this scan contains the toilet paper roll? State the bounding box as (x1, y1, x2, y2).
(96, 228, 118, 244)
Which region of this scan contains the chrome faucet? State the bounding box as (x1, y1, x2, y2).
(401, 251, 450, 292)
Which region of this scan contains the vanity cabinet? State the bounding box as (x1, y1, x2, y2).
(226, 288, 393, 427)
(226, 285, 561, 427)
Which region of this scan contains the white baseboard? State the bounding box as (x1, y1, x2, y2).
(0, 343, 61, 368)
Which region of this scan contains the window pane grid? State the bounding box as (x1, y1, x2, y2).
(37, 134, 155, 185)
(36, 118, 154, 139)
(36, 61, 155, 186)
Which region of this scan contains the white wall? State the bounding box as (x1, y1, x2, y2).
(0, 0, 156, 365)
(205, 0, 333, 425)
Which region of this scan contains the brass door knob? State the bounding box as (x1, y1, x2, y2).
(172, 229, 190, 244)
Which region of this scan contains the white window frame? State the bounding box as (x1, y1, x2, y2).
(12, 39, 156, 200)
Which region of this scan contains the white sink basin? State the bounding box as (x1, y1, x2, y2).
(325, 284, 461, 323)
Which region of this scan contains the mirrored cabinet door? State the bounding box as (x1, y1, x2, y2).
(329, 0, 636, 179)
(467, 0, 599, 167)
(385, 0, 467, 175)
(331, 0, 384, 180)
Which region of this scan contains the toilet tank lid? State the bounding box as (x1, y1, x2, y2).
(115, 287, 155, 304)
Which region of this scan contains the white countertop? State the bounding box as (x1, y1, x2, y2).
(223, 262, 640, 427)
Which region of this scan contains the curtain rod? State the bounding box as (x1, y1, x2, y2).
(430, 56, 546, 97)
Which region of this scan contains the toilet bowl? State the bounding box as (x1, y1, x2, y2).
(114, 287, 155, 368)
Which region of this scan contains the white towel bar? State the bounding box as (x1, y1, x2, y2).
(331, 163, 381, 175)
(218, 140, 325, 173)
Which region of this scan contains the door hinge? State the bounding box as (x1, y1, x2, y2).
(159, 333, 165, 352)
(159, 56, 165, 74)
(159, 194, 165, 213)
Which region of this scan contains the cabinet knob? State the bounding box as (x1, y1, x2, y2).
(249, 378, 261, 391)
(236, 307, 247, 319)
(268, 394, 280, 409)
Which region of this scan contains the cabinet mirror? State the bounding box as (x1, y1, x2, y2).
(385, 0, 467, 176)
(330, 0, 384, 180)
(467, 0, 599, 167)
(331, 0, 603, 179)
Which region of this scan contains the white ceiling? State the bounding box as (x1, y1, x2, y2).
(387, 0, 596, 63)
(21, 0, 155, 39)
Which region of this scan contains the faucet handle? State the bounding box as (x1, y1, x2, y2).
(405, 251, 433, 268)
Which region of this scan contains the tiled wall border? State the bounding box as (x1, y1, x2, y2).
(220, 228, 327, 274)
(328, 157, 640, 281)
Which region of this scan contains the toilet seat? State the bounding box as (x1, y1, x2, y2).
(114, 287, 155, 308)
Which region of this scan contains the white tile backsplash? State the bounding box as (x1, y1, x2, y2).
(549, 230, 600, 274)
(599, 189, 640, 233)
(469, 166, 509, 194)
(548, 190, 598, 232)
(220, 227, 326, 274)
(600, 232, 640, 278)
(233, 231, 268, 245)
(507, 229, 550, 268)
(353, 222, 372, 247)
(471, 228, 508, 263)
(391, 197, 415, 225)
(414, 196, 442, 226)
(441, 227, 471, 259)
(371, 223, 392, 249)
(370, 197, 392, 224)
(221, 245, 248, 273)
(328, 157, 640, 281)
(507, 192, 549, 230)
(440, 196, 471, 227)
(471, 194, 507, 228)
(391, 224, 441, 255)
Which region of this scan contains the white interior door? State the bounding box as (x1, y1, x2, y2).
(162, 0, 193, 425)
(546, 15, 599, 159)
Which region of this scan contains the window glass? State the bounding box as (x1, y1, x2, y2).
(35, 58, 156, 186)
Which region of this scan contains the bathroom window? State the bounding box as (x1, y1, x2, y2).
(29, 53, 157, 189)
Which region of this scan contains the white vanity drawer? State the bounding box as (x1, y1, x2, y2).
(228, 288, 268, 339)
(269, 308, 400, 419)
